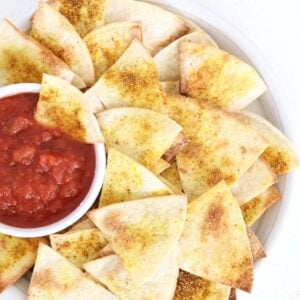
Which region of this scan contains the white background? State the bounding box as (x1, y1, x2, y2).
(1, 1, 300, 299)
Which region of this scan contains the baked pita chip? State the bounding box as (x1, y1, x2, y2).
(88, 195, 187, 284)
(31, 2, 94, 87)
(161, 95, 268, 199)
(97, 107, 182, 172)
(48, 0, 106, 37)
(161, 161, 183, 192)
(174, 270, 231, 300)
(50, 229, 107, 268)
(231, 158, 277, 205)
(83, 247, 179, 300)
(84, 39, 167, 113)
(242, 186, 281, 226)
(35, 74, 103, 143)
(179, 43, 267, 111)
(99, 149, 172, 207)
(105, 0, 190, 54)
(0, 19, 82, 88)
(154, 31, 217, 81)
(241, 111, 300, 174)
(28, 243, 116, 299)
(179, 181, 254, 292)
(160, 81, 180, 94)
(247, 229, 266, 262)
(0, 234, 40, 293)
(68, 218, 96, 232)
(84, 22, 142, 79)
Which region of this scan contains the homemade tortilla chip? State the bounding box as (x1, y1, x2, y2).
(105, 0, 190, 54)
(97, 107, 182, 172)
(242, 186, 281, 226)
(83, 247, 179, 300)
(247, 229, 266, 262)
(0, 19, 80, 87)
(28, 243, 116, 299)
(161, 161, 183, 192)
(97, 244, 114, 259)
(68, 218, 96, 232)
(31, 2, 95, 86)
(48, 0, 106, 37)
(50, 229, 107, 268)
(174, 270, 231, 300)
(179, 181, 254, 292)
(231, 158, 277, 205)
(160, 81, 180, 94)
(0, 234, 40, 293)
(88, 195, 187, 284)
(35, 74, 103, 143)
(84, 22, 142, 79)
(84, 39, 167, 113)
(241, 111, 300, 174)
(179, 43, 267, 111)
(99, 149, 172, 207)
(154, 31, 217, 81)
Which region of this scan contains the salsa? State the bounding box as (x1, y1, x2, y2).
(0, 93, 95, 228)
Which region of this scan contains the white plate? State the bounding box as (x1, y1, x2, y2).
(0, 0, 295, 299)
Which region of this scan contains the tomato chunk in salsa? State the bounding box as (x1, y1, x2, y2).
(0, 93, 95, 228)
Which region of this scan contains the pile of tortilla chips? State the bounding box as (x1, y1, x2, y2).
(0, 0, 299, 299)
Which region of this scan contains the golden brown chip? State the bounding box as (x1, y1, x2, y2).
(247, 229, 266, 262)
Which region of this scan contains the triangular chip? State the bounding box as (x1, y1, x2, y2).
(179, 42, 267, 111)
(0, 19, 81, 88)
(161, 95, 268, 199)
(35, 74, 103, 143)
(247, 229, 266, 262)
(154, 31, 217, 81)
(99, 149, 172, 207)
(97, 107, 182, 172)
(84, 247, 179, 300)
(160, 81, 180, 94)
(68, 218, 96, 232)
(0, 234, 40, 293)
(174, 270, 231, 300)
(241, 111, 300, 174)
(179, 181, 254, 292)
(105, 0, 190, 54)
(84, 22, 142, 79)
(97, 244, 114, 259)
(28, 243, 116, 299)
(48, 0, 106, 37)
(241, 186, 281, 226)
(88, 195, 187, 284)
(31, 2, 95, 86)
(153, 159, 171, 175)
(231, 158, 277, 205)
(84, 39, 167, 113)
(161, 161, 183, 192)
(50, 229, 107, 268)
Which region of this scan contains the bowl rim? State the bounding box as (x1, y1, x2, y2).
(0, 83, 106, 238)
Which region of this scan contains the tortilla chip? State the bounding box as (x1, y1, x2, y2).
(161, 161, 183, 192)
(163, 133, 189, 162)
(31, 3, 94, 87)
(179, 181, 254, 292)
(68, 218, 96, 232)
(242, 186, 281, 226)
(50, 229, 107, 268)
(153, 159, 171, 175)
(154, 31, 217, 81)
(28, 243, 116, 299)
(247, 229, 266, 262)
(231, 159, 277, 205)
(0, 234, 40, 293)
(88, 195, 187, 284)
(229, 289, 237, 300)
(83, 247, 179, 300)
(0, 19, 80, 87)
(99, 149, 172, 207)
(161, 95, 268, 199)
(179, 43, 267, 111)
(105, 0, 190, 54)
(84, 39, 167, 113)
(97, 107, 182, 172)
(160, 81, 180, 94)
(35, 74, 103, 143)
(84, 22, 142, 79)
(174, 270, 231, 300)
(48, 0, 106, 37)
(241, 111, 300, 174)
(97, 244, 114, 259)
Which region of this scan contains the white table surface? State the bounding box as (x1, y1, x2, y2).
(1, 1, 300, 299)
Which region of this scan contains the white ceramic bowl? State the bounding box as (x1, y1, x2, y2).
(0, 83, 106, 238)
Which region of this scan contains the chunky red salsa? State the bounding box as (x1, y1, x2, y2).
(0, 93, 95, 228)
